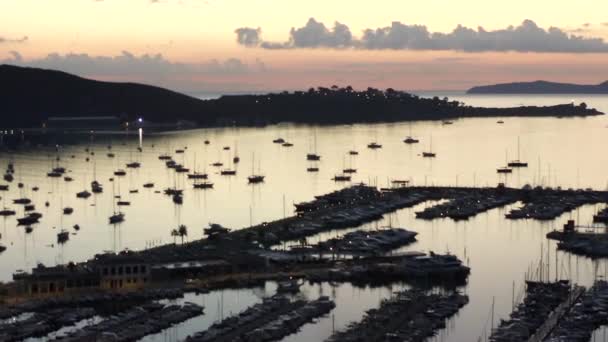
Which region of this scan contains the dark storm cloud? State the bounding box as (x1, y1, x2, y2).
(236, 19, 608, 53)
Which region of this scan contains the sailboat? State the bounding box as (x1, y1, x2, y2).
(342, 155, 357, 174)
(306, 131, 321, 161)
(233, 143, 240, 164)
(508, 137, 528, 167)
(220, 150, 237, 175)
(91, 159, 103, 193)
(109, 182, 125, 224)
(497, 150, 513, 173)
(403, 123, 420, 144)
(188, 154, 208, 179)
(248, 153, 265, 184)
(422, 136, 436, 158)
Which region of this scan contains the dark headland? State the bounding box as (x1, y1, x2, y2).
(0, 64, 602, 129)
(467, 80, 608, 94)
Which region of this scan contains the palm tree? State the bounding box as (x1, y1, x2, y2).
(178, 224, 188, 244)
(170, 229, 179, 244)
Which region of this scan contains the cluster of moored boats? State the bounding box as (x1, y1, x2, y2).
(489, 280, 573, 342)
(53, 302, 203, 341)
(547, 280, 608, 341)
(313, 228, 417, 255)
(186, 295, 335, 342)
(326, 289, 468, 342)
(415, 193, 517, 220)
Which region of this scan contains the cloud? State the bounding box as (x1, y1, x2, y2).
(1, 51, 265, 76)
(1, 51, 267, 91)
(237, 18, 608, 53)
(0, 35, 28, 44)
(235, 27, 261, 47)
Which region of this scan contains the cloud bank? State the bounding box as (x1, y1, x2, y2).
(0, 35, 28, 44)
(236, 18, 608, 53)
(1, 51, 265, 76)
(1, 51, 267, 92)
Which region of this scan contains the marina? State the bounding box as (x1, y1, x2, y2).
(0, 96, 607, 341)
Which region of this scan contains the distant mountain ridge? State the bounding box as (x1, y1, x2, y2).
(0, 64, 602, 128)
(467, 80, 608, 94)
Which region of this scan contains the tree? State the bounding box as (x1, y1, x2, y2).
(178, 224, 188, 244)
(170, 229, 179, 244)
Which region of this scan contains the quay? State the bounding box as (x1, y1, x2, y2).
(547, 220, 608, 258)
(488, 280, 576, 342)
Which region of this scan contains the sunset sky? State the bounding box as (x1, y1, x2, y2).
(1, 0, 608, 93)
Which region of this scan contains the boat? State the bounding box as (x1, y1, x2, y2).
(172, 193, 183, 204)
(47, 171, 62, 178)
(220, 169, 236, 176)
(117, 201, 131, 206)
(343, 168, 357, 173)
(73, 224, 80, 231)
(76, 190, 91, 199)
(52, 167, 66, 174)
(24, 204, 35, 211)
(63, 207, 74, 215)
(17, 215, 39, 225)
(57, 230, 70, 244)
(24, 226, 33, 234)
(175, 149, 185, 154)
(109, 212, 125, 224)
(248, 153, 265, 184)
(497, 167, 513, 174)
(204, 140, 210, 145)
(3, 174, 13, 182)
(193, 182, 214, 189)
(442, 120, 454, 125)
(223, 146, 230, 150)
(277, 279, 301, 293)
(175, 166, 190, 173)
(204, 223, 230, 238)
(164, 188, 183, 196)
(282, 142, 294, 147)
(0, 185, 8, 191)
(126, 162, 141, 168)
(211, 162, 223, 167)
(422, 136, 436, 158)
(13, 198, 31, 205)
(158, 154, 172, 160)
(403, 136, 419, 144)
(114, 169, 126, 176)
(0, 209, 16, 216)
(273, 138, 285, 144)
(17, 182, 23, 188)
(64, 176, 73, 182)
(349, 150, 359, 155)
(367, 142, 382, 149)
(166, 160, 177, 168)
(332, 174, 351, 182)
(188, 172, 208, 179)
(233, 156, 240, 163)
(32, 186, 39, 192)
(306, 153, 321, 161)
(129, 189, 138, 194)
(0, 244, 6, 253)
(497, 120, 505, 124)
(107, 153, 115, 158)
(143, 182, 154, 188)
(507, 137, 528, 168)
(91, 181, 103, 193)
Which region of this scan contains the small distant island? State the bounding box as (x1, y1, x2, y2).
(467, 80, 608, 94)
(0, 64, 603, 129)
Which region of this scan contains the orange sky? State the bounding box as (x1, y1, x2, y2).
(1, 0, 608, 92)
